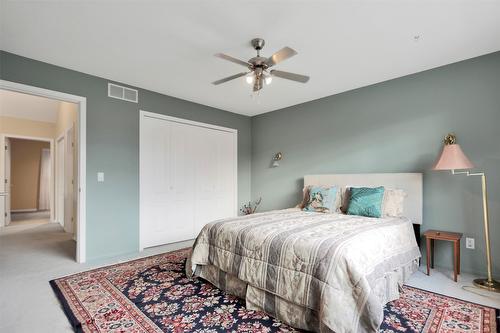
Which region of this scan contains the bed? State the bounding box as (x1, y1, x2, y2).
(188, 173, 422, 333)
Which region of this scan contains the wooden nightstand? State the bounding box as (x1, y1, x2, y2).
(423, 229, 463, 282)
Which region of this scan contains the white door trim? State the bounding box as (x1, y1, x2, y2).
(0, 134, 55, 224)
(0, 79, 87, 263)
(140, 111, 238, 134)
(139, 110, 238, 251)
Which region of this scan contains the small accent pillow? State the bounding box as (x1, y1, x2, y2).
(347, 186, 385, 218)
(302, 186, 338, 213)
(382, 189, 407, 217)
(297, 186, 311, 209)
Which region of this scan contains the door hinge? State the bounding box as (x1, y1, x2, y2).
(4, 212, 7, 217)
(4, 145, 7, 150)
(4, 179, 7, 184)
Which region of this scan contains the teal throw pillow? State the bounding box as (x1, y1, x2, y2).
(347, 186, 385, 218)
(303, 186, 338, 213)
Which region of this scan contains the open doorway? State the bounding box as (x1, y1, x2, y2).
(6, 137, 53, 227)
(0, 81, 86, 262)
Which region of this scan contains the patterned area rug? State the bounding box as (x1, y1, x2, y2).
(51, 248, 499, 333)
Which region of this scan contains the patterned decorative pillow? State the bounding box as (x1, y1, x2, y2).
(347, 186, 385, 218)
(382, 189, 407, 217)
(302, 186, 338, 213)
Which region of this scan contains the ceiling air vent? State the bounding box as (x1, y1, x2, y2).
(108, 83, 138, 103)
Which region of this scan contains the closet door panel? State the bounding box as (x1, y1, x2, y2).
(194, 127, 218, 232)
(168, 122, 196, 241)
(214, 130, 236, 218)
(194, 129, 236, 233)
(141, 117, 173, 248)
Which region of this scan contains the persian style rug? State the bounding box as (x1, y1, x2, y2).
(51, 248, 499, 333)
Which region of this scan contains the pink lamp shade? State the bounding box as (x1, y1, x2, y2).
(433, 143, 475, 170)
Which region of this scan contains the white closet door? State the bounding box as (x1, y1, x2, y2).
(140, 112, 236, 249)
(141, 117, 179, 248)
(167, 121, 196, 241)
(194, 128, 236, 233)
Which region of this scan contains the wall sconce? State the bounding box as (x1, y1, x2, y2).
(272, 152, 283, 167)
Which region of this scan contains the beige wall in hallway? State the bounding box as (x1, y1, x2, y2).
(0, 100, 77, 140)
(10, 139, 50, 211)
(0, 116, 56, 138)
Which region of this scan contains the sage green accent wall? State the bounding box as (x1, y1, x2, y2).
(2, 49, 499, 275)
(251, 52, 500, 276)
(0, 51, 252, 261)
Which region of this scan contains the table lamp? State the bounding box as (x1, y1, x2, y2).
(433, 133, 499, 292)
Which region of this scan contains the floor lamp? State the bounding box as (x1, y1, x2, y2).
(433, 133, 499, 292)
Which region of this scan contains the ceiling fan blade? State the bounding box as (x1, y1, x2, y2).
(212, 72, 248, 85)
(266, 47, 298, 67)
(270, 70, 309, 83)
(215, 53, 250, 68)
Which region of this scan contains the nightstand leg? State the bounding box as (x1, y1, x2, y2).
(453, 241, 458, 282)
(426, 237, 431, 276)
(431, 239, 434, 269)
(457, 240, 461, 274)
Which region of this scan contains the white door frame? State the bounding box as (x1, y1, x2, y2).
(0, 134, 55, 223)
(139, 110, 238, 251)
(0, 79, 87, 263)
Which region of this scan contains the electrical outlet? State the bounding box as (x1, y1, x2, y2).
(466, 237, 475, 249)
(97, 172, 105, 183)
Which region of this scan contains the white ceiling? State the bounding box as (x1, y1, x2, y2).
(0, 90, 60, 123)
(1, 1, 500, 116)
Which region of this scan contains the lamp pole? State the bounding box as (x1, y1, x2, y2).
(451, 169, 498, 291)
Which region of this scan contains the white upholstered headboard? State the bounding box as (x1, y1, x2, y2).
(304, 173, 423, 225)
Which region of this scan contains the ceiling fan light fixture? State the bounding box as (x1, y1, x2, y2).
(213, 38, 309, 92)
(246, 74, 255, 85)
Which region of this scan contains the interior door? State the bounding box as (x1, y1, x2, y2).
(64, 126, 74, 234)
(4, 137, 11, 226)
(72, 125, 78, 240)
(56, 136, 65, 227)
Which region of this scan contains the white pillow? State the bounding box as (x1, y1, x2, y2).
(382, 189, 407, 217)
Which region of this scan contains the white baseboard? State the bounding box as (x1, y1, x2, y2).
(11, 208, 37, 213)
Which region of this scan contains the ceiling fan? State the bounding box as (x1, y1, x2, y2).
(212, 38, 310, 92)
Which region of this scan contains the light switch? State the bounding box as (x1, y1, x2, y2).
(97, 172, 105, 182)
